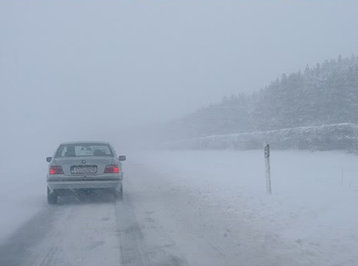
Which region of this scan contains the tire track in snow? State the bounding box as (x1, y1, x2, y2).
(115, 190, 188, 266)
(0, 194, 122, 266)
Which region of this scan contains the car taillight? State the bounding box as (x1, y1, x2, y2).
(104, 165, 120, 174)
(49, 165, 64, 175)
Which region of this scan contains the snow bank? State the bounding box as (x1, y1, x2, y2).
(164, 123, 358, 151)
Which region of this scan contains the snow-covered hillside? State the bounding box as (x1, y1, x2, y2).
(156, 56, 358, 150)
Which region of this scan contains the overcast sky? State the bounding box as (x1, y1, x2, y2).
(1, 0, 358, 151)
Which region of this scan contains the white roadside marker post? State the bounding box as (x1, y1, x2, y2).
(264, 144, 272, 194)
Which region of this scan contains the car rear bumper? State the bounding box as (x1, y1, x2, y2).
(47, 179, 121, 190)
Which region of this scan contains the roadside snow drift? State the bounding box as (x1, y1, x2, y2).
(132, 150, 358, 266)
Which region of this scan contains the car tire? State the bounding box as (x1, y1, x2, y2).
(47, 187, 58, 204)
(113, 184, 123, 201)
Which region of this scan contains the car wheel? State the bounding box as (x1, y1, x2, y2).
(47, 187, 58, 204)
(113, 184, 123, 201)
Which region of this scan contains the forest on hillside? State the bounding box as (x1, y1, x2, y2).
(172, 56, 358, 135)
(162, 55, 358, 150)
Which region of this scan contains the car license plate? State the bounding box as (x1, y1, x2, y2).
(71, 166, 97, 175)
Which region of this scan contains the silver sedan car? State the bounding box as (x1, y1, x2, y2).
(46, 142, 126, 204)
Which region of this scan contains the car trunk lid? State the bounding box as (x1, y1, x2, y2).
(53, 157, 116, 176)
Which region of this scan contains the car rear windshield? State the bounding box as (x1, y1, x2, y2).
(55, 143, 114, 158)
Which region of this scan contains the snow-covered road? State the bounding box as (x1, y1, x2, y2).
(1, 150, 358, 266)
(0, 196, 121, 265)
(0, 161, 285, 266)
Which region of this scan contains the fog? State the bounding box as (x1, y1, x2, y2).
(1, 1, 358, 157)
(3, 2, 358, 265)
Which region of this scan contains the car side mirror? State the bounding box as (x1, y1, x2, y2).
(46, 157, 52, 163)
(118, 155, 126, 161)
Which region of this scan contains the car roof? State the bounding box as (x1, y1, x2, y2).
(60, 141, 111, 146)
